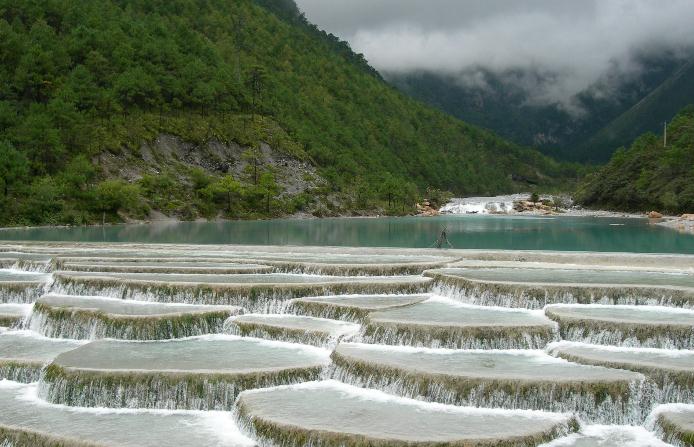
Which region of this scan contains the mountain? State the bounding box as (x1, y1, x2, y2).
(0, 0, 574, 226)
(575, 59, 694, 161)
(575, 105, 694, 213)
(387, 52, 694, 163)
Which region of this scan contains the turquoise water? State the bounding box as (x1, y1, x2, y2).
(1, 215, 694, 253)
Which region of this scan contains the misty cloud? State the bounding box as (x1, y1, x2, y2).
(295, 0, 694, 111)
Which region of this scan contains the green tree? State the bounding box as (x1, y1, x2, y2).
(242, 147, 262, 185)
(379, 175, 400, 209)
(60, 155, 96, 191)
(12, 108, 65, 175)
(113, 67, 161, 109)
(94, 180, 142, 220)
(207, 175, 242, 213)
(190, 167, 213, 191)
(258, 171, 280, 213)
(0, 141, 29, 197)
(25, 177, 63, 224)
(247, 65, 266, 119)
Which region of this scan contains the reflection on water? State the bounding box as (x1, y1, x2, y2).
(1, 215, 694, 253)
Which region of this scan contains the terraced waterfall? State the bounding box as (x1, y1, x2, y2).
(1, 242, 694, 446)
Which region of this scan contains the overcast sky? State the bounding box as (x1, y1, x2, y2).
(295, 0, 694, 110)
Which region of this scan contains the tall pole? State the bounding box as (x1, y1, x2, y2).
(664, 121, 667, 147)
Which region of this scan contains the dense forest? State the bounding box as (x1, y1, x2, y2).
(576, 106, 694, 213)
(0, 0, 576, 226)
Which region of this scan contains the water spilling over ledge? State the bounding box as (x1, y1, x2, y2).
(27, 294, 243, 340)
(0, 381, 255, 447)
(226, 314, 359, 347)
(0, 331, 84, 383)
(0, 242, 692, 445)
(6, 243, 458, 275)
(330, 343, 650, 424)
(455, 250, 694, 271)
(0, 303, 31, 327)
(287, 294, 430, 322)
(545, 304, 694, 349)
(255, 258, 455, 276)
(0, 252, 54, 273)
(58, 260, 274, 275)
(428, 267, 694, 309)
(52, 272, 432, 311)
(432, 268, 694, 289)
(236, 380, 578, 447)
(40, 335, 330, 410)
(548, 341, 694, 404)
(53, 255, 455, 276)
(0, 269, 51, 304)
(650, 404, 694, 447)
(363, 297, 557, 349)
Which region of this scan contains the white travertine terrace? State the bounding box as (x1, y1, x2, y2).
(0, 381, 255, 447)
(236, 380, 577, 446)
(0, 241, 693, 445)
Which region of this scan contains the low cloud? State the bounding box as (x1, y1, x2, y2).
(296, 0, 694, 111)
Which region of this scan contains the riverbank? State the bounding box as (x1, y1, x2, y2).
(657, 215, 694, 235)
(436, 194, 694, 237)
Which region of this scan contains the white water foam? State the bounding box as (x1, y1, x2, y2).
(539, 424, 672, 446)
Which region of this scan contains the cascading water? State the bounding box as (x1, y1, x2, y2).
(7, 260, 53, 273)
(432, 278, 694, 310)
(26, 306, 235, 341)
(330, 365, 658, 425)
(559, 327, 694, 349)
(360, 323, 556, 349)
(1, 243, 693, 446)
(428, 268, 694, 309)
(327, 344, 659, 425)
(0, 330, 85, 383)
(24, 295, 242, 341)
(545, 304, 694, 349)
(439, 195, 520, 214)
(0, 268, 52, 305)
(51, 273, 431, 312)
(225, 314, 360, 348)
(38, 335, 331, 410)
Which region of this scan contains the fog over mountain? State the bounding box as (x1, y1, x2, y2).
(295, 0, 694, 113)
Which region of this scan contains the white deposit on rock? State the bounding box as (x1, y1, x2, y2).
(440, 194, 566, 215)
(439, 195, 519, 215)
(658, 215, 694, 235)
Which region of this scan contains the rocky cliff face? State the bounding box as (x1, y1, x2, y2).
(97, 135, 326, 199)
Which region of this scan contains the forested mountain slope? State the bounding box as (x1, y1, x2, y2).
(575, 60, 694, 162)
(576, 106, 694, 213)
(0, 0, 574, 225)
(388, 53, 694, 163)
